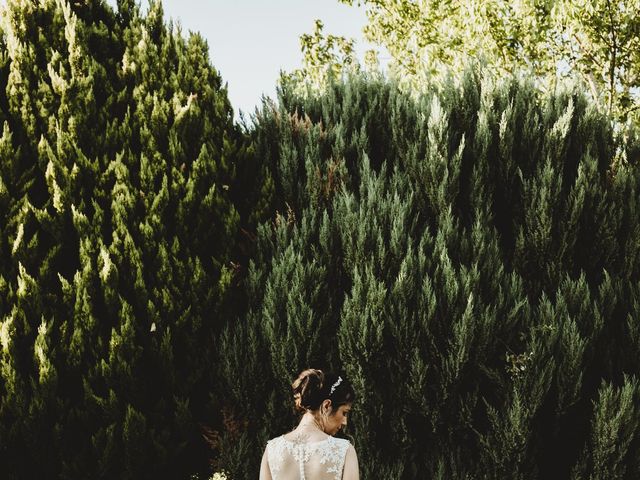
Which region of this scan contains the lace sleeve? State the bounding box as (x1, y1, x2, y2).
(317, 438, 350, 479)
(266, 438, 286, 478)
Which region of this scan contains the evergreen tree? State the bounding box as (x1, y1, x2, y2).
(0, 0, 242, 478)
(220, 71, 640, 478)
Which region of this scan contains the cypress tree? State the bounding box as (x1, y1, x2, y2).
(0, 0, 242, 478)
(220, 71, 640, 478)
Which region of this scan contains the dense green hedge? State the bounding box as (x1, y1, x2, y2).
(220, 73, 640, 479)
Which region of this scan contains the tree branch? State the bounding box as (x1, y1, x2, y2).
(606, 0, 618, 116)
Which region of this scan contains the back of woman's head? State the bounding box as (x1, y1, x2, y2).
(292, 368, 356, 413)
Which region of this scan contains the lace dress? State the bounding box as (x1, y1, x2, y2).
(266, 434, 351, 480)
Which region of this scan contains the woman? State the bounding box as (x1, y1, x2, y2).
(259, 369, 360, 480)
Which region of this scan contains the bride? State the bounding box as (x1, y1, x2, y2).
(259, 369, 360, 480)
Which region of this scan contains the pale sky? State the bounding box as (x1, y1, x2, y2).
(105, 0, 374, 119)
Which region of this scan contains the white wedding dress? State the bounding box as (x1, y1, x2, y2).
(266, 434, 351, 480)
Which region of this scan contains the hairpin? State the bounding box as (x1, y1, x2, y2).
(330, 376, 343, 395)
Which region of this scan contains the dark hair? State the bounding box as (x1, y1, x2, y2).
(291, 368, 356, 414)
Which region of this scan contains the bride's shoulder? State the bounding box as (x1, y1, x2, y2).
(266, 434, 286, 444)
(329, 436, 352, 453)
(265, 435, 288, 455)
(332, 436, 351, 446)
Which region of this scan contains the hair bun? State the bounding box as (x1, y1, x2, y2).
(292, 369, 325, 412)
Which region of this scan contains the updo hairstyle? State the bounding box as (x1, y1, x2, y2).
(292, 368, 356, 414)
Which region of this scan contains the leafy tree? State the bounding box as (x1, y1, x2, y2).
(299, 0, 640, 127)
(284, 19, 360, 93)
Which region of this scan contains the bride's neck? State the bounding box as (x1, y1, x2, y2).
(297, 411, 324, 431)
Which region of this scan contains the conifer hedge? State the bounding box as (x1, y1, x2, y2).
(220, 72, 640, 479)
(0, 0, 244, 478)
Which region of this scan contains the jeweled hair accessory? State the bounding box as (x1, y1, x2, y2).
(329, 376, 343, 395)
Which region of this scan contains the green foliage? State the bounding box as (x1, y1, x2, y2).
(302, 0, 640, 127)
(2, 1, 640, 478)
(283, 19, 361, 94)
(571, 376, 640, 480)
(220, 71, 640, 478)
(0, 0, 243, 478)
